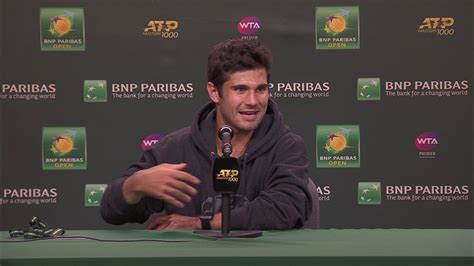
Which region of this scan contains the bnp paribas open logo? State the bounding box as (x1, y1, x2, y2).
(315, 6, 360, 49)
(357, 78, 381, 101)
(85, 184, 107, 207)
(42, 127, 87, 170)
(40, 8, 85, 51)
(358, 182, 381, 205)
(84, 80, 107, 102)
(316, 125, 360, 168)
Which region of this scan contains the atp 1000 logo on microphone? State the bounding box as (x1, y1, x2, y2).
(216, 169, 239, 182)
(213, 157, 241, 194)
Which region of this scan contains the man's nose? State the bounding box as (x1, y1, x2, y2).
(245, 91, 258, 105)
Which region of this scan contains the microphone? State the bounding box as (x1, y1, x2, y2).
(214, 126, 239, 194)
(218, 126, 234, 157)
(193, 125, 261, 238)
(212, 154, 240, 194)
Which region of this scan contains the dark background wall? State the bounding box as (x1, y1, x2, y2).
(0, 0, 472, 230)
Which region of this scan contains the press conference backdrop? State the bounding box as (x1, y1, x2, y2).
(0, 0, 472, 230)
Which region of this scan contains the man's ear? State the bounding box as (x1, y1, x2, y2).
(207, 82, 220, 104)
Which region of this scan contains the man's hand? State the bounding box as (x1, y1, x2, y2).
(146, 214, 201, 230)
(123, 163, 201, 208)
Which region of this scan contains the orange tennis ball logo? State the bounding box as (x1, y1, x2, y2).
(49, 14, 73, 37)
(51, 135, 74, 155)
(53, 16, 72, 35)
(327, 15, 347, 33)
(324, 128, 352, 154)
(328, 133, 347, 152)
(323, 9, 351, 35)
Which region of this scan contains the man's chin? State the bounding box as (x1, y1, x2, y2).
(234, 122, 260, 133)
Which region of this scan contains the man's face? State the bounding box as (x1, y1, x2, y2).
(208, 68, 269, 134)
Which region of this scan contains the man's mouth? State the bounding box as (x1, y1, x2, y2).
(239, 110, 259, 120)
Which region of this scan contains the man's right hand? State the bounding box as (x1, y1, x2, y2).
(122, 163, 201, 208)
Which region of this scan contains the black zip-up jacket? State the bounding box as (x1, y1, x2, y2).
(100, 100, 312, 229)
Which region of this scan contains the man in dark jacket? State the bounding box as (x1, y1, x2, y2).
(101, 38, 313, 230)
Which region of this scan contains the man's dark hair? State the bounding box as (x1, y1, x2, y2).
(207, 38, 272, 95)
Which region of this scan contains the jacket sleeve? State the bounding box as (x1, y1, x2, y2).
(100, 149, 164, 225)
(230, 134, 313, 230)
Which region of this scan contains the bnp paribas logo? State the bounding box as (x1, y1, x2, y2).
(84, 80, 107, 102)
(358, 182, 381, 205)
(85, 184, 107, 207)
(42, 127, 87, 170)
(316, 125, 360, 168)
(357, 78, 381, 101)
(40, 8, 85, 51)
(315, 6, 360, 49)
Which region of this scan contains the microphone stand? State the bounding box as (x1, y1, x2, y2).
(221, 150, 231, 236)
(221, 192, 231, 235)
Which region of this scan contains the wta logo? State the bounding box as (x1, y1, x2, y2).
(237, 16, 262, 35)
(141, 134, 161, 150)
(415, 132, 439, 151)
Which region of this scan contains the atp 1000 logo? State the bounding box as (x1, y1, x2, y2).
(42, 127, 87, 170)
(216, 169, 239, 182)
(143, 20, 179, 38)
(418, 17, 455, 36)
